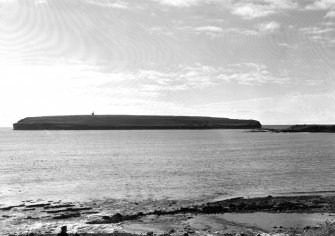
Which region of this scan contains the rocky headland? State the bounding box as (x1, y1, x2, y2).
(12, 115, 261, 130)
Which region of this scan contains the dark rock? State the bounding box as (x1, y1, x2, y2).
(168, 229, 175, 234)
(23, 208, 36, 211)
(137, 212, 144, 217)
(226, 197, 244, 201)
(228, 204, 237, 211)
(0, 207, 13, 211)
(304, 226, 311, 230)
(274, 202, 307, 211)
(110, 213, 123, 223)
(0, 204, 24, 210)
(87, 212, 143, 224)
(45, 207, 92, 214)
(152, 210, 163, 215)
(93, 213, 123, 223)
(67, 207, 92, 211)
(26, 216, 39, 219)
(201, 204, 226, 213)
(86, 220, 106, 224)
(53, 213, 81, 219)
(45, 209, 68, 214)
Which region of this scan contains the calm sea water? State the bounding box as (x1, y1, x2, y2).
(1, 128, 335, 204)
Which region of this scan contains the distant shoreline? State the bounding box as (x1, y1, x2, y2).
(257, 124, 335, 133)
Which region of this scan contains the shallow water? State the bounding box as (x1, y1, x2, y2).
(1, 128, 335, 204)
(218, 213, 335, 231)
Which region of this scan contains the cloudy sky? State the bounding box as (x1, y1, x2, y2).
(0, 0, 335, 126)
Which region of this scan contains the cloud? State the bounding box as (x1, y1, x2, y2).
(0, 0, 17, 2)
(152, 0, 223, 7)
(189, 26, 224, 37)
(218, 63, 290, 85)
(194, 26, 223, 33)
(146, 27, 175, 37)
(305, 0, 335, 10)
(230, 0, 298, 19)
(300, 26, 334, 34)
(183, 22, 280, 37)
(99, 63, 290, 95)
(100, 66, 217, 93)
(298, 25, 335, 45)
(0, 0, 19, 5)
(87, 0, 129, 9)
(152, 0, 203, 7)
(231, 4, 273, 18)
(139, 63, 292, 87)
(177, 25, 259, 37)
(278, 43, 297, 49)
(257, 21, 281, 33)
(325, 10, 335, 17)
(33, 0, 47, 4)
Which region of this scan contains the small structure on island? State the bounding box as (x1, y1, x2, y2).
(91, 112, 94, 116)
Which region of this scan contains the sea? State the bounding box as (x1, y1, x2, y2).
(1, 127, 335, 205)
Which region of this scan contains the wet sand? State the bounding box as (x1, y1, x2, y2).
(2, 195, 335, 235)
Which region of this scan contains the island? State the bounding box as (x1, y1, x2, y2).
(13, 115, 261, 130)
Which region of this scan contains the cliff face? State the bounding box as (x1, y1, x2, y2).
(13, 115, 261, 130)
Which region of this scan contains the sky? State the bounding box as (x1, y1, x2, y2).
(0, 0, 335, 126)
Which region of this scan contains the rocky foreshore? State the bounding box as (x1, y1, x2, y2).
(2, 195, 335, 235)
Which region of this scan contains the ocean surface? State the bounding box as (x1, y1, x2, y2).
(1, 128, 335, 205)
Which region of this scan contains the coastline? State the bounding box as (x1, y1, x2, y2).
(2, 194, 335, 235)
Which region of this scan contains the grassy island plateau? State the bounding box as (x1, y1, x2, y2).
(13, 115, 261, 130)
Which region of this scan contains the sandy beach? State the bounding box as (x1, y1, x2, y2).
(2, 194, 335, 235)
